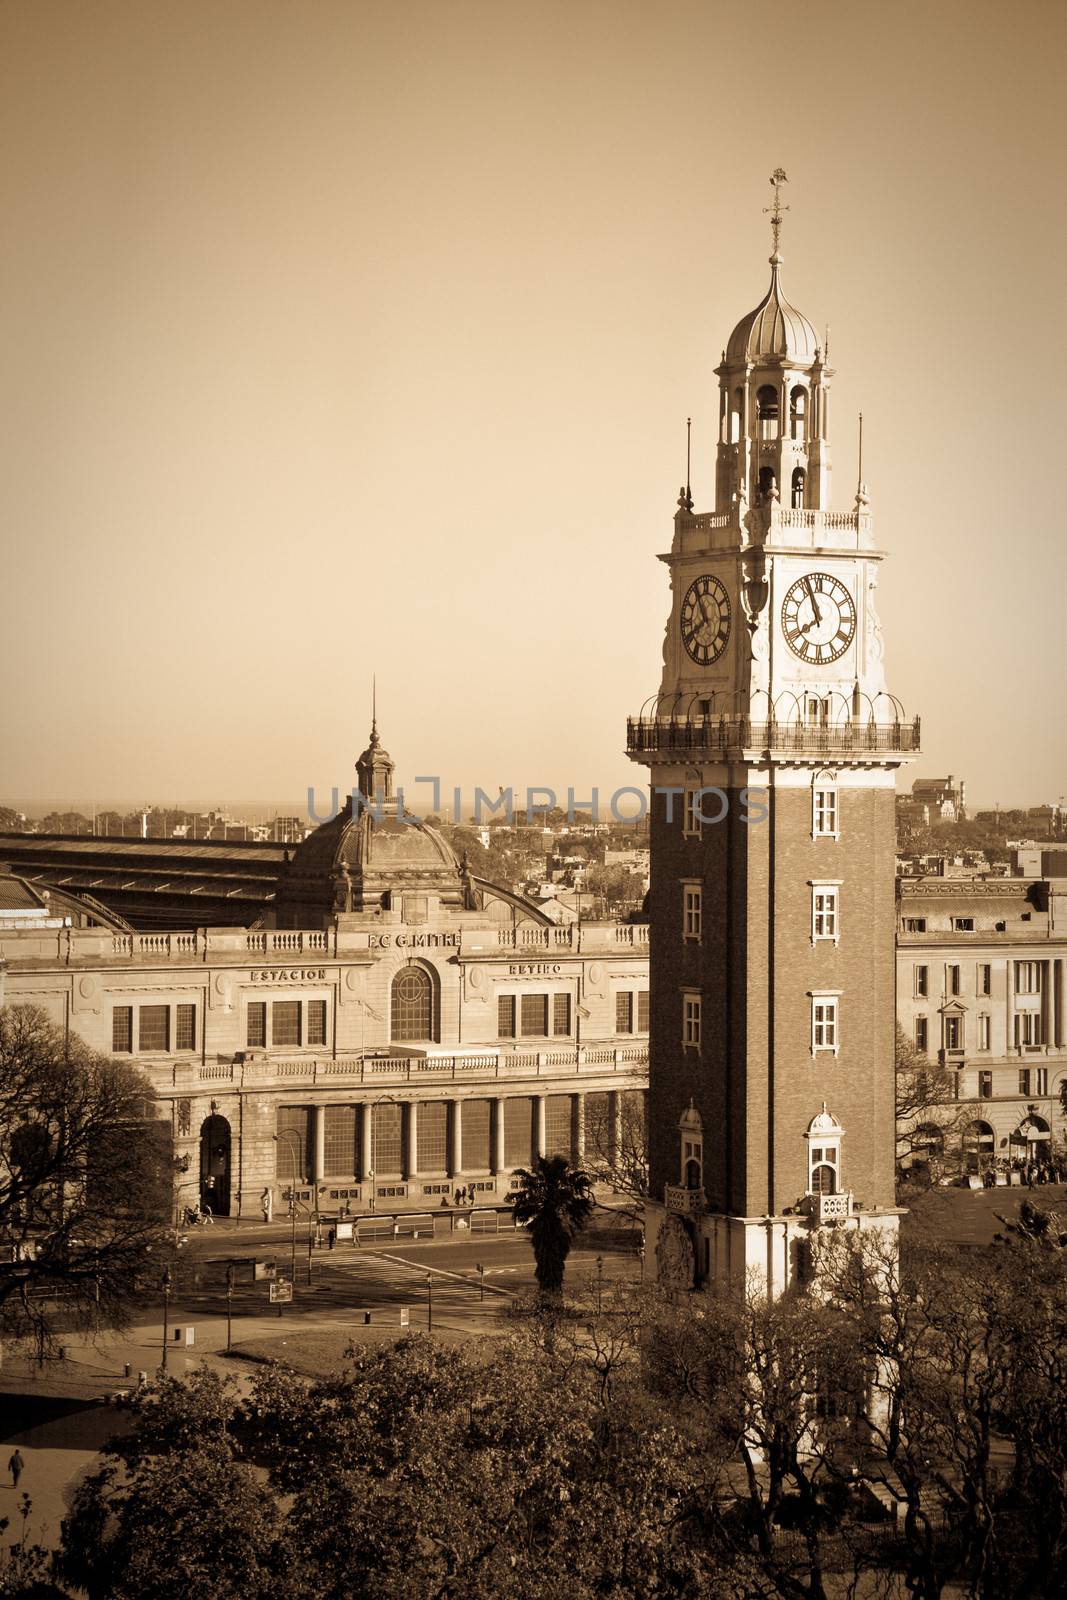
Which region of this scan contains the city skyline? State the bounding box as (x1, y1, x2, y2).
(2, 0, 1064, 807)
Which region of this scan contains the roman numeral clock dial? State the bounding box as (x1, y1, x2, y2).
(781, 572, 856, 664)
(680, 575, 731, 665)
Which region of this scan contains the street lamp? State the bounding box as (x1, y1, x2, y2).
(160, 1266, 173, 1372)
(225, 1262, 235, 1353)
(425, 1273, 434, 1332)
(595, 1254, 604, 1316)
(273, 1131, 303, 1284)
(475, 1261, 485, 1302)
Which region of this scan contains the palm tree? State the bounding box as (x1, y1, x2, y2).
(509, 1154, 594, 1300)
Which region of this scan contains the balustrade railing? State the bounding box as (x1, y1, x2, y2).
(627, 716, 920, 757)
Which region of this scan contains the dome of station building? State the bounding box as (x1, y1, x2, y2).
(725, 253, 819, 366)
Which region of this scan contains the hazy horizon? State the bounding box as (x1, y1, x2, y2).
(2, 0, 1064, 807)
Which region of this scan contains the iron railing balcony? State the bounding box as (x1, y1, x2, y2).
(626, 715, 921, 759)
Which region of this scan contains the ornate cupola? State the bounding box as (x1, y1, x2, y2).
(355, 713, 395, 804)
(714, 168, 833, 514)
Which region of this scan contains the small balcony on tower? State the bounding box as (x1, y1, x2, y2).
(626, 691, 920, 764)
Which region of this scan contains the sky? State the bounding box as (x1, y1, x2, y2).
(1, 0, 1065, 816)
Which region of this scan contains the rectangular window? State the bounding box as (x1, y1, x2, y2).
(497, 994, 516, 1039)
(944, 1015, 962, 1051)
(683, 884, 703, 940)
(683, 993, 701, 1048)
(552, 993, 571, 1036)
(1035, 1067, 1048, 1095)
(1015, 1012, 1043, 1048)
(307, 999, 327, 1047)
(902, 917, 927, 933)
(371, 1102, 403, 1175)
(915, 965, 928, 998)
(1019, 1069, 1031, 1095)
(947, 965, 961, 997)
(544, 1095, 573, 1161)
(247, 1001, 267, 1049)
(272, 1000, 301, 1047)
(812, 886, 838, 941)
(520, 994, 549, 1037)
(276, 1106, 310, 1182)
(978, 1070, 993, 1100)
(416, 1101, 448, 1173)
(915, 1016, 928, 1053)
(175, 1003, 196, 1053)
(616, 991, 634, 1034)
(1015, 961, 1042, 995)
(811, 997, 838, 1053)
(504, 1097, 533, 1168)
(637, 990, 649, 1032)
(813, 787, 838, 838)
(112, 1005, 133, 1054)
(978, 1014, 991, 1051)
(323, 1105, 357, 1178)
(461, 1099, 492, 1171)
(978, 964, 992, 996)
(138, 1004, 169, 1053)
(953, 918, 975, 932)
(683, 790, 700, 837)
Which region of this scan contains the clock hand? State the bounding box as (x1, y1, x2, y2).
(803, 576, 822, 625)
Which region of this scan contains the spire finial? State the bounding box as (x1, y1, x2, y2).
(764, 167, 789, 257)
(370, 676, 379, 746)
(684, 417, 693, 512)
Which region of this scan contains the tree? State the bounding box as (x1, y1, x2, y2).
(38, 812, 91, 836)
(0, 1005, 172, 1354)
(583, 1089, 648, 1224)
(508, 1155, 594, 1299)
(895, 1025, 964, 1177)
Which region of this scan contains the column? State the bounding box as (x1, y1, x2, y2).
(1057, 959, 1066, 1049)
(1006, 958, 1015, 1055)
(451, 1099, 463, 1177)
(574, 1092, 586, 1163)
(406, 1101, 418, 1181)
(609, 1090, 623, 1166)
(312, 1104, 326, 1185)
(360, 1104, 373, 1182)
(493, 1097, 506, 1175)
(536, 1095, 547, 1159)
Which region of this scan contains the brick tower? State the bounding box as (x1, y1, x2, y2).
(627, 173, 919, 1295)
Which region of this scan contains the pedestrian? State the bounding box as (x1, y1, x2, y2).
(8, 1449, 24, 1488)
(327, 1227, 336, 1250)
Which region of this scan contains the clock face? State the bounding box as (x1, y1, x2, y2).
(680, 575, 731, 665)
(781, 572, 856, 664)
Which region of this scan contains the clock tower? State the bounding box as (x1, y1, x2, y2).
(628, 173, 919, 1296)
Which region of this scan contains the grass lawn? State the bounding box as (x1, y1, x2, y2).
(901, 1180, 1067, 1247)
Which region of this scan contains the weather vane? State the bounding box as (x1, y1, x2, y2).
(764, 167, 789, 253)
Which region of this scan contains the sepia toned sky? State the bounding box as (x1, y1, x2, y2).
(1, 0, 1064, 815)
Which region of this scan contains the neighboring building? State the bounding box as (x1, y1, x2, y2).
(628, 179, 917, 1296)
(911, 775, 966, 822)
(897, 874, 1067, 1174)
(0, 724, 648, 1222)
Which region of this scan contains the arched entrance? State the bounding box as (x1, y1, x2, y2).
(200, 1114, 232, 1216)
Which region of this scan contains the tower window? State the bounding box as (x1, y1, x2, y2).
(791, 467, 806, 509)
(758, 466, 777, 500)
(811, 884, 839, 942)
(756, 384, 779, 440)
(789, 386, 807, 441)
(812, 780, 839, 839)
(978, 1070, 993, 1100)
(682, 882, 703, 941)
(811, 995, 839, 1054)
(682, 992, 702, 1049)
(915, 1016, 928, 1052)
(805, 1110, 844, 1197)
(731, 387, 743, 444)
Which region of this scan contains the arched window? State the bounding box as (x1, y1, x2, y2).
(756, 384, 779, 441)
(791, 467, 806, 509)
(789, 386, 807, 440)
(962, 1119, 995, 1172)
(758, 466, 777, 501)
(731, 387, 744, 444)
(678, 1102, 703, 1190)
(805, 1108, 843, 1197)
(391, 964, 436, 1042)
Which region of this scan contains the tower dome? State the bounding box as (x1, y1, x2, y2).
(725, 252, 819, 366)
